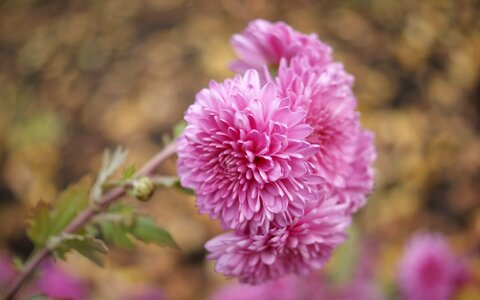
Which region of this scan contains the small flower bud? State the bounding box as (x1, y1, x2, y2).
(131, 177, 156, 202)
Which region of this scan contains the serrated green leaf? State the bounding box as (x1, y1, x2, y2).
(100, 221, 134, 249)
(95, 205, 178, 251)
(95, 204, 136, 249)
(50, 177, 91, 235)
(54, 234, 108, 266)
(27, 202, 52, 247)
(127, 216, 178, 249)
(122, 164, 136, 180)
(173, 120, 187, 138)
(91, 147, 129, 201)
(27, 178, 91, 248)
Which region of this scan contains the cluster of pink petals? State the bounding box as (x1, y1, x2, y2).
(230, 19, 332, 80)
(178, 70, 322, 231)
(397, 233, 470, 300)
(205, 198, 349, 283)
(177, 19, 376, 283)
(275, 56, 376, 213)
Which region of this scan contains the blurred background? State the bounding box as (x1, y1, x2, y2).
(0, 0, 479, 299)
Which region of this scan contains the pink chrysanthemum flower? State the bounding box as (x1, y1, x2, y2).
(177, 69, 322, 231)
(205, 198, 349, 284)
(230, 19, 332, 81)
(397, 233, 468, 300)
(275, 55, 376, 213)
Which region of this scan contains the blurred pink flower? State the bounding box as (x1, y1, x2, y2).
(205, 198, 349, 284)
(34, 261, 89, 300)
(0, 254, 15, 289)
(397, 233, 469, 300)
(211, 276, 299, 300)
(210, 273, 385, 300)
(230, 19, 332, 82)
(177, 69, 323, 232)
(276, 55, 376, 213)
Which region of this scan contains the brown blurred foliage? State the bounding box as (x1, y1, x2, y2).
(0, 0, 479, 299)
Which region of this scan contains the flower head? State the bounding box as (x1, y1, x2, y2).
(230, 19, 332, 81)
(397, 233, 468, 300)
(177, 70, 322, 231)
(276, 55, 376, 213)
(205, 198, 349, 284)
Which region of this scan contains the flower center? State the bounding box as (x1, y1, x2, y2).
(218, 152, 239, 180)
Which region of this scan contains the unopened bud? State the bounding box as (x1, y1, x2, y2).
(131, 177, 156, 202)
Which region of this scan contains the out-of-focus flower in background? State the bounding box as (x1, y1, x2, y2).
(209, 268, 383, 300)
(210, 276, 326, 300)
(33, 259, 90, 300)
(0, 254, 15, 290)
(0, 256, 90, 299)
(396, 233, 471, 300)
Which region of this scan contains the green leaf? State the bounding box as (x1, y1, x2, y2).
(54, 234, 108, 266)
(91, 147, 129, 202)
(122, 164, 136, 180)
(27, 202, 52, 247)
(50, 177, 91, 235)
(27, 178, 91, 247)
(100, 221, 134, 249)
(96, 204, 135, 249)
(95, 205, 178, 251)
(127, 216, 178, 249)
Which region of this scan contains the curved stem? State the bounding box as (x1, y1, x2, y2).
(4, 141, 177, 300)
